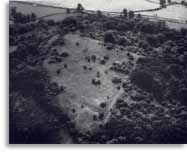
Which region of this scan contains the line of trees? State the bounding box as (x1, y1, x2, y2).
(10, 7, 36, 23)
(122, 9, 135, 19)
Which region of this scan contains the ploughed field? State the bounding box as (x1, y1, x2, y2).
(9, 1, 187, 144)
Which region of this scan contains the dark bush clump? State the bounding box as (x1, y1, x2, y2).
(130, 69, 153, 92)
(118, 37, 129, 46)
(104, 31, 116, 44)
(100, 102, 107, 108)
(60, 52, 69, 58)
(62, 17, 77, 27)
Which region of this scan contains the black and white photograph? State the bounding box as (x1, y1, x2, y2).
(9, 0, 187, 144)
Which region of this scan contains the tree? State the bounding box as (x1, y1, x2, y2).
(122, 9, 127, 18)
(10, 7, 17, 18)
(66, 8, 70, 14)
(181, 0, 185, 5)
(137, 14, 141, 19)
(31, 13, 36, 21)
(129, 11, 134, 19)
(97, 10, 102, 18)
(26, 14, 31, 22)
(77, 3, 84, 13)
(160, 0, 166, 7)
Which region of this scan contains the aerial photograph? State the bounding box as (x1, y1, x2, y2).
(9, 0, 187, 144)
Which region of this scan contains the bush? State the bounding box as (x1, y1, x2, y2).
(138, 40, 149, 50)
(100, 102, 107, 108)
(99, 113, 104, 120)
(146, 35, 160, 47)
(92, 78, 101, 85)
(117, 23, 128, 31)
(60, 52, 69, 57)
(104, 31, 116, 43)
(91, 55, 97, 62)
(138, 22, 161, 34)
(112, 77, 122, 84)
(103, 20, 117, 30)
(62, 17, 77, 27)
(118, 37, 129, 46)
(46, 20, 56, 26)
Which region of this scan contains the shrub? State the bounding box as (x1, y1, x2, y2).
(46, 20, 56, 26)
(146, 35, 160, 47)
(56, 69, 61, 74)
(100, 102, 107, 108)
(104, 31, 116, 43)
(62, 17, 77, 27)
(60, 52, 69, 57)
(92, 78, 101, 85)
(116, 98, 124, 104)
(138, 22, 160, 34)
(138, 40, 149, 50)
(100, 59, 106, 65)
(118, 37, 129, 46)
(91, 55, 96, 62)
(99, 113, 104, 120)
(112, 77, 122, 84)
(103, 20, 117, 30)
(93, 115, 97, 120)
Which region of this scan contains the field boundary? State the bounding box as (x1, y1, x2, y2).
(11, 1, 187, 25)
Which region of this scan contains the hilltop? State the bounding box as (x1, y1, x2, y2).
(9, 1, 187, 144)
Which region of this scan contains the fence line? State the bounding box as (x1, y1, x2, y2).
(37, 8, 186, 25)
(11, 1, 187, 25)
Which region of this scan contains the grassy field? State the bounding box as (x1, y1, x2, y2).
(141, 4, 187, 21)
(43, 33, 139, 132)
(10, 1, 67, 17)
